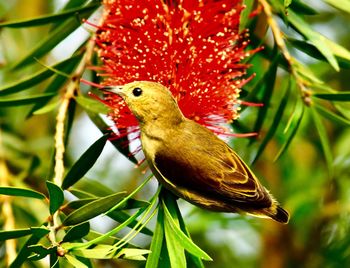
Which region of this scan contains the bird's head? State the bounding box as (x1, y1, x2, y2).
(103, 81, 184, 125)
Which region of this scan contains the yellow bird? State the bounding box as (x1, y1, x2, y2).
(104, 81, 289, 224)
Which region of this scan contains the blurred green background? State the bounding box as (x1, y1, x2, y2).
(1, 0, 350, 267)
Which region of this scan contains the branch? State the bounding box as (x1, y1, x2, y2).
(49, 38, 96, 247)
(258, 0, 311, 104)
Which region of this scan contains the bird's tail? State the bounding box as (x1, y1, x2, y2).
(267, 205, 289, 224)
(247, 204, 289, 224)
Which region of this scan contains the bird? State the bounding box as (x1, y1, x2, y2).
(104, 81, 289, 224)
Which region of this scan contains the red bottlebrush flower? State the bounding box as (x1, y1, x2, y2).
(96, 0, 255, 140)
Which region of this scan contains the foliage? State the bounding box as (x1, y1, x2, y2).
(0, 0, 350, 267)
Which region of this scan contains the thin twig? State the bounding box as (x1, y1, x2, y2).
(258, 0, 310, 102)
(49, 39, 96, 247)
(53, 40, 96, 186)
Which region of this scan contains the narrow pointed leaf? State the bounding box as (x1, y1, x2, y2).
(162, 198, 212, 261)
(12, 10, 93, 69)
(274, 101, 305, 161)
(76, 95, 109, 114)
(62, 222, 90, 242)
(288, 10, 339, 71)
(287, 38, 350, 68)
(9, 229, 49, 268)
(145, 207, 165, 268)
(62, 134, 109, 189)
(174, 196, 206, 268)
(74, 179, 114, 197)
(70, 245, 116, 259)
(251, 54, 279, 140)
(0, 55, 82, 96)
(0, 228, 32, 241)
(46, 181, 65, 215)
(64, 197, 149, 213)
(0, 186, 45, 199)
(311, 108, 333, 176)
(29, 55, 83, 115)
(86, 112, 138, 164)
(253, 77, 292, 162)
(62, 192, 126, 226)
(116, 248, 151, 260)
(314, 103, 350, 126)
(107, 210, 153, 236)
(0, 93, 56, 107)
(50, 253, 59, 268)
(313, 92, 350, 101)
(164, 213, 186, 268)
(289, 0, 318, 15)
(324, 0, 350, 13)
(0, 4, 99, 28)
(65, 254, 89, 268)
(240, 0, 254, 32)
(28, 244, 56, 260)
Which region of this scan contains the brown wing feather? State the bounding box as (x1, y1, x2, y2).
(153, 120, 273, 210)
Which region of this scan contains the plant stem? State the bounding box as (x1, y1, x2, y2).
(258, 0, 311, 103)
(49, 38, 96, 247)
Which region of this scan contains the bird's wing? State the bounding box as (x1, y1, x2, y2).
(151, 125, 272, 208)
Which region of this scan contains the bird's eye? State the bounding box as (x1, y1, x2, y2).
(132, 87, 143, 97)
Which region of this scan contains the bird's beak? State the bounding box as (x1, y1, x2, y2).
(102, 86, 125, 96)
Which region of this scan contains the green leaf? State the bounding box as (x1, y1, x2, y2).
(163, 201, 186, 268)
(46, 181, 65, 215)
(28, 244, 56, 261)
(62, 192, 127, 226)
(253, 77, 292, 163)
(288, 38, 350, 68)
(323, 37, 350, 62)
(70, 245, 116, 259)
(62, 222, 90, 242)
(32, 100, 59, 115)
(116, 248, 151, 260)
(239, 0, 254, 32)
(0, 55, 82, 96)
(12, 9, 94, 69)
(174, 201, 205, 268)
(162, 197, 212, 261)
(314, 103, 350, 126)
(76, 95, 109, 114)
(0, 4, 99, 28)
(0, 228, 32, 241)
(310, 108, 333, 176)
(29, 55, 83, 116)
(287, 10, 339, 71)
(289, 0, 318, 15)
(274, 101, 305, 161)
(107, 210, 153, 236)
(0, 93, 56, 107)
(0, 186, 45, 199)
(9, 229, 49, 268)
(65, 254, 89, 268)
(74, 179, 114, 197)
(86, 112, 138, 164)
(62, 134, 109, 189)
(313, 92, 350, 101)
(284, 0, 293, 9)
(323, 0, 350, 13)
(145, 207, 165, 268)
(251, 53, 280, 139)
(62, 198, 153, 235)
(31, 227, 51, 238)
(50, 252, 59, 268)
